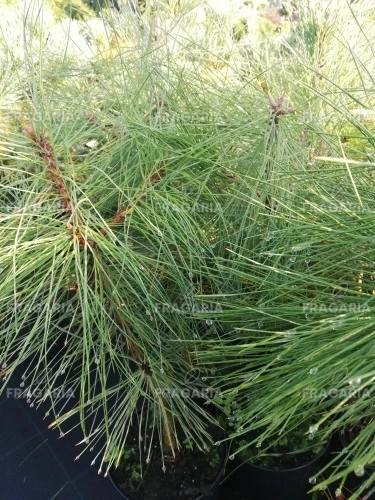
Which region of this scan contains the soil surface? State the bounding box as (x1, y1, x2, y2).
(111, 421, 225, 500)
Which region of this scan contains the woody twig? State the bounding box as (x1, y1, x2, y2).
(99, 164, 166, 237)
(111, 294, 177, 452)
(268, 92, 296, 124)
(259, 93, 296, 211)
(25, 126, 95, 249)
(26, 125, 174, 450)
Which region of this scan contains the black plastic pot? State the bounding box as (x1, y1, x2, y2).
(229, 438, 331, 500)
(108, 443, 227, 500)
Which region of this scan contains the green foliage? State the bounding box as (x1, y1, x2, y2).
(82, 0, 119, 14)
(208, 448, 220, 469)
(0, 2, 375, 499)
(49, 0, 96, 20)
(183, 437, 194, 451)
(235, 418, 327, 469)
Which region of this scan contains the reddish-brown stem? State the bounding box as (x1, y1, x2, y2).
(25, 127, 94, 249)
(27, 125, 174, 448)
(99, 165, 166, 237)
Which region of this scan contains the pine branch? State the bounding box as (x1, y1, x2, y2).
(99, 164, 166, 236)
(25, 126, 95, 249)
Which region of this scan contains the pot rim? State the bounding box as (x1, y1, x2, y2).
(108, 441, 228, 500)
(235, 435, 331, 473)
